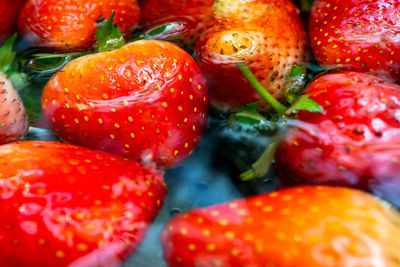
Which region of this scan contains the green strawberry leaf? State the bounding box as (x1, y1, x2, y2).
(240, 141, 279, 181)
(228, 103, 278, 136)
(0, 34, 17, 74)
(19, 82, 43, 124)
(285, 64, 308, 104)
(23, 52, 90, 82)
(229, 103, 267, 125)
(0, 34, 29, 90)
(132, 22, 184, 41)
(96, 11, 126, 52)
(300, 0, 315, 12)
(286, 94, 323, 114)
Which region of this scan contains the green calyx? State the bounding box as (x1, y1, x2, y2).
(96, 11, 126, 52)
(233, 63, 323, 181)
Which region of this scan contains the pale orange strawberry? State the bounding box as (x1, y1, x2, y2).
(161, 186, 400, 267)
(0, 72, 28, 144)
(195, 0, 309, 112)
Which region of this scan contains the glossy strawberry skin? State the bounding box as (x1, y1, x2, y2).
(41, 40, 209, 168)
(275, 71, 400, 207)
(0, 72, 28, 144)
(161, 186, 400, 267)
(0, 0, 26, 44)
(195, 0, 309, 112)
(0, 141, 166, 267)
(140, 0, 215, 47)
(18, 0, 140, 51)
(309, 0, 400, 81)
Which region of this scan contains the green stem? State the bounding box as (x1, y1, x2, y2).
(240, 141, 279, 181)
(237, 63, 287, 116)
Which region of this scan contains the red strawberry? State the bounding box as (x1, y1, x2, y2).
(195, 0, 309, 112)
(275, 71, 400, 207)
(140, 0, 215, 47)
(0, 0, 26, 44)
(18, 0, 141, 51)
(309, 0, 400, 81)
(0, 72, 28, 144)
(0, 141, 166, 266)
(41, 40, 209, 168)
(161, 186, 400, 266)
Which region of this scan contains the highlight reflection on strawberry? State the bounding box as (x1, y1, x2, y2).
(18, 0, 141, 51)
(0, 141, 166, 266)
(41, 40, 209, 168)
(276, 71, 400, 207)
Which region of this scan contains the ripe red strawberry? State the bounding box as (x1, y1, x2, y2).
(41, 40, 209, 168)
(0, 72, 28, 144)
(275, 71, 400, 207)
(161, 186, 400, 266)
(0, 0, 26, 44)
(0, 141, 166, 266)
(18, 0, 141, 51)
(140, 0, 215, 47)
(195, 0, 309, 112)
(309, 0, 400, 81)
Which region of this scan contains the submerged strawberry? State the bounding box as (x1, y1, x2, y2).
(0, 0, 26, 44)
(161, 186, 400, 266)
(195, 0, 309, 112)
(275, 71, 400, 207)
(0, 72, 28, 145)
(18, 0, 141, 51)
(41, 40, 209, 168)
(0, 141, 166, 266)
(140, 0, 215, 47)
(309, 0, 400, 81)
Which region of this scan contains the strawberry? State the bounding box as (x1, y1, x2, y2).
(41, 40, 209, 168)
(161, 186, 400, 266)
(275, 71, 400, 207)
(0, 0, 26, 44)
(195, 0, 309, 112)
(18, 0, 141, 51)
(0, 141, 166, 266)
(0, 72, 28, 144)
(140, 0, 215, 47)
(309, 0, 400, 81)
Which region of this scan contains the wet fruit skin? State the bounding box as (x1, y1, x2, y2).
(309, 0, 400, 81)
(195, 0, 309, 112)
(140, 0, 215, 47)
(0, 72, 29, 144)
(18, 0, 141, 51)
(161, 186, 400, 267)
(0, 141, 167, 267)
(0, 0, 26, 44)
(275, 71, 400, 208)
(41, 40, 209, 168)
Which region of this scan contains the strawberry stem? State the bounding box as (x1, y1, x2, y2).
(237, 63, 287, 116)
(240, 141, 279, 181)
